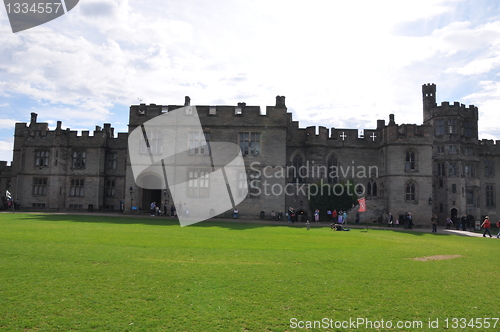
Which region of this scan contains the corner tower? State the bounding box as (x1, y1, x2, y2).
(422, 83, 436, 123)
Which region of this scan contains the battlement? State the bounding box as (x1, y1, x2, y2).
(129, 96, 288, 127)
(15, 114, 124, 141)
(434, 101, 478, 120)
(479, 139, 500, 155)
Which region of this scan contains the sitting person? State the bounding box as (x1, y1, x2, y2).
(330, 223, 350, 231)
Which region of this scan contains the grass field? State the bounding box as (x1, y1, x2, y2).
(0, 213, 498, 331)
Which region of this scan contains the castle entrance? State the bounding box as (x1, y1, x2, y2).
(142, 189, 162, 212)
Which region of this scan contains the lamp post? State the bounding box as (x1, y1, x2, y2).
(129, 186, 133, 214)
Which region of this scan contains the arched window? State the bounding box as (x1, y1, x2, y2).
(327, 154, 338, 184)
(367, 179, 377, 197)
(405, 150, 416, 171)
(291, 154, 304, 183)
(405, 181, 416, 202)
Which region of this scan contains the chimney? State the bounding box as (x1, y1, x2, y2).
(30, 112, 38, 125)
(184, 96, 191, 106)
(389, 114, 396, 126)
(377, 119, 385, 129)
(276, 96, 286, 107)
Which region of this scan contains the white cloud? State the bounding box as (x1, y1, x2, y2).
(0, 0, 498, 142)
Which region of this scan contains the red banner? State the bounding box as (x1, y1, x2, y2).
(358, 198, 366, 212)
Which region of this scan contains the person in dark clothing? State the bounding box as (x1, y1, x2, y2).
(460, 214, 468, 231)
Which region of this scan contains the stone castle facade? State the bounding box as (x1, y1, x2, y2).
(1, 84, 498, 224)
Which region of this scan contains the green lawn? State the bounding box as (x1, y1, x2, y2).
(0, 213, 498, 331)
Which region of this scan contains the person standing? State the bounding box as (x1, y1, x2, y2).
(445, 217, 452, 229)
(338, 211, 343, 224)
(431, 213, 438, 233)
(306, 220, 310, 230)
(453, 215, 460, 230)
(355, 211, 360, 225)
(496, 220, 500, 239)
(314, 209, 320, 223)
(332, 210, 337, 223)
(150, 202, 156, 216)
(343, 211, 347, 224)
(388, 213, 394, 227)
(460, 214, 468, 231)
(481, 216, 492, 238)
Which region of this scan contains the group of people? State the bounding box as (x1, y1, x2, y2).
(434, 214, 500, 237)
(445, 214, 475, 231)
(149, 201, 183, 218)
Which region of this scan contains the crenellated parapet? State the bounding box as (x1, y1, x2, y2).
(479, 139, 500, 156)
(434, 101, 478, 120)
(14, 114, 126, 150)
(129, 96, 289, 130)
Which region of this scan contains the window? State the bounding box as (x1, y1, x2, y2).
(149, 131, 163, 155)
(439, 179, 443, 188)
(35, 150, 49, 167)
(327, 154, 338, 184)
(464, 147, 474, 156)
(448, 163, 458, 177)
(72, 151, 86, 169)
(32, 203, 46, 208)
(439, 203, 443, 213)
(448, 119, 457, 134)
(485, 159, 494, 177)
(106, 180, 116, 197)
(448, 145, 457, 154)
(188, 170, 209, 197)
(189, 132, 211, 155)
(435, 120, 445, 135)
(436, 145, 444, 154)
(291, 154, 304, 183)
(70, 179, 85, 197)
(239, 132, 260, 156)
(107, 152, 118, 169)
(466, 190, 474, 205)
(464, 121, 474, 137)
(451, 183, 457, 193)
(367, 179, 377, 197)
(248, 171, 261, 198)
(405, 182, 416, 202)
(140, 130, 163, 155)
(69, 204, 83, 209)
(238, 172, 248, 198)
(486, 184, 495, 207)
(464, 164, 474, 178)
(437, 163, 446, 177)
(405, 150, 416, 171)
(33, 178, 47, 195)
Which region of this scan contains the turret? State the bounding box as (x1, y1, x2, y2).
(422, 83, 436, 122)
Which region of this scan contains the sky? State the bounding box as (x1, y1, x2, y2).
(1, 0, 500, 164)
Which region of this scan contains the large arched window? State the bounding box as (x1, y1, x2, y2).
(405, 181, 417, 202)
(405, 150, 416, 171)
(327, 154, 338, 184)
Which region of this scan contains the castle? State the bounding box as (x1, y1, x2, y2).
(0, 84, 498, 224)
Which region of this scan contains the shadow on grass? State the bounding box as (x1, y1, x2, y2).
(9, 212, 464, 236)
(16, 212, 298, 231)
